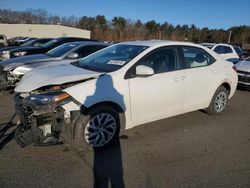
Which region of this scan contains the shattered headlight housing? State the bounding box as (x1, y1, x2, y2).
(27, 92, 70, 105)
(13, 51, 27, 57)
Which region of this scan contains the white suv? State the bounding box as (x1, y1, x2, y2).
(14, 40, 238, 148)
(202, 43, 239, 63)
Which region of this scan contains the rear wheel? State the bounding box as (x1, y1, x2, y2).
(206, 86, 228, 115)
(75, 105, 120, 148)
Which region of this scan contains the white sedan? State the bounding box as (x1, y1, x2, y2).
(14, 40, 238, 148)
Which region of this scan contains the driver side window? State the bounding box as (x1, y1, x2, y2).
(138, 48, 179, 74)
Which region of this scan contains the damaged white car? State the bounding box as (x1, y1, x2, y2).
(14, 40, 238, 148)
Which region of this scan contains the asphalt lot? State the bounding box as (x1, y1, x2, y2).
(0, 89, 250, 188)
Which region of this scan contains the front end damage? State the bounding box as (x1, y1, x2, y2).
(0, 65, 7, 90)
(15, 92, 66, 147)
(0, 65, 22, 91)
(14, 82, 86, 147)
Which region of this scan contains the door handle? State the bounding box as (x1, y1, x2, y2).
(212, 69, 219, 74)
(173, 77, 180, 81)
(180, 76, 186, 80)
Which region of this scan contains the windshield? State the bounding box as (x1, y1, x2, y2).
(42, 39, 59, 48)
(77, 44, 148, 72)
(20, 39, 36, 46)
(47, 43, 78, 57)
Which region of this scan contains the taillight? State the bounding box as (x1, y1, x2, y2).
(232, 65, 237, 72)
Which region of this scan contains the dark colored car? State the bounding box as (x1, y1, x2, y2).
(240, 52, 250, 60)
(14, 37, 37, 46)
(0, 38, 52, 60)
(0, 37, 98, 60)
(0, 41, 109, 90)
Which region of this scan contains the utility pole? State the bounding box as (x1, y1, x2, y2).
(228, 30, 232, 44)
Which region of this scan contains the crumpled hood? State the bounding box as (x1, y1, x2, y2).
(0, 54, 56, 70)
(236, 60, 250, 72)
(15, 63, 102, 93)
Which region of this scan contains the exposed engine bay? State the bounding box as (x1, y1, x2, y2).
(14, 80, 89, 147)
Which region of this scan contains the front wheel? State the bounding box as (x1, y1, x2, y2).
(75, 105, 120, 148)
(206, 86, 228, 115)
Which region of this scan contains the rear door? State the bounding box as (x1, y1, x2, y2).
(181, 46, 220, 111)
(127, 46, 186, 124)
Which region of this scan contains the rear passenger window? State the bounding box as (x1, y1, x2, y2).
(182, 47, 215, 68)
(214, 46, 222, 54)
(224, 46, 233, 54)
(138, 48, 179, 74)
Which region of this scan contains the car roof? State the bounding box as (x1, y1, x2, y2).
(61, 41, 109, 46)
(119, 40, 196, 47)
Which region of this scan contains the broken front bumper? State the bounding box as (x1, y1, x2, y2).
(14, 94, 64, 147)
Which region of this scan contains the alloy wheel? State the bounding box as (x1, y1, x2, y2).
(214, 91, 227, 113)
(84, 113, 117, 147)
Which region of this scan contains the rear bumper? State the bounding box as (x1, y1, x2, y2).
(237, 82, 250, 90)
(237, 71, 250, 90)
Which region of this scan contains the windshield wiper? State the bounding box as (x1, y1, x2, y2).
(81, 64, 104, 72)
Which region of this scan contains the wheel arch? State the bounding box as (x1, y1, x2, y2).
(221, 82, 231, 96)
(80, 101, 126, 131)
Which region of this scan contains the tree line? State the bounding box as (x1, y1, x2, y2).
(0, 8, 250, 45)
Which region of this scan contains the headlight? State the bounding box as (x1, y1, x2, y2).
(27, 92, 70, 105)
(13, 51, 27, 57)
(1, 51, 10, 55)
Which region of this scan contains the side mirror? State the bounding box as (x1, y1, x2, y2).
(136, 65, 154, 77)
(67, 52, 79, 59)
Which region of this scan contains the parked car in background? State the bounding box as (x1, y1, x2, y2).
(0, 34, 8, 48)
(14, 37, 37, 46)
(0, 41, 108, 89)
(14, 40, 237, 148)
(0, 37, 98, 60)
(235, 56, 250, 89)
(0, 38, 52, 60)
(7, 36, 25, 46)
(202, 43, 239, 63)
(240, 51, 250, 60)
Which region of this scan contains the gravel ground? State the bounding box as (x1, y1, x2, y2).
(0, 90, 250, 188)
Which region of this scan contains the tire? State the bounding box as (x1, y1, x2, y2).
(75, 105, 121, 149)
(206, 86, 228, 115)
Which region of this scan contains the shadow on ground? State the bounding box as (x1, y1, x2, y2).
(93, 139, 125, 188)
(0, 113, 17, 150)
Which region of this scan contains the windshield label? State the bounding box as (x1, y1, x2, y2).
(107, 60, 126, 66)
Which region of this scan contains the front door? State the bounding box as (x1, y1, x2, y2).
(127, 47, 186, 125)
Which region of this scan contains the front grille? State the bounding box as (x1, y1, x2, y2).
(238, 75, 250, 83)
(237, 70, 250, 75)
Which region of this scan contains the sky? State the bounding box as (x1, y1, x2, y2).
(0, 0, 249, 29)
